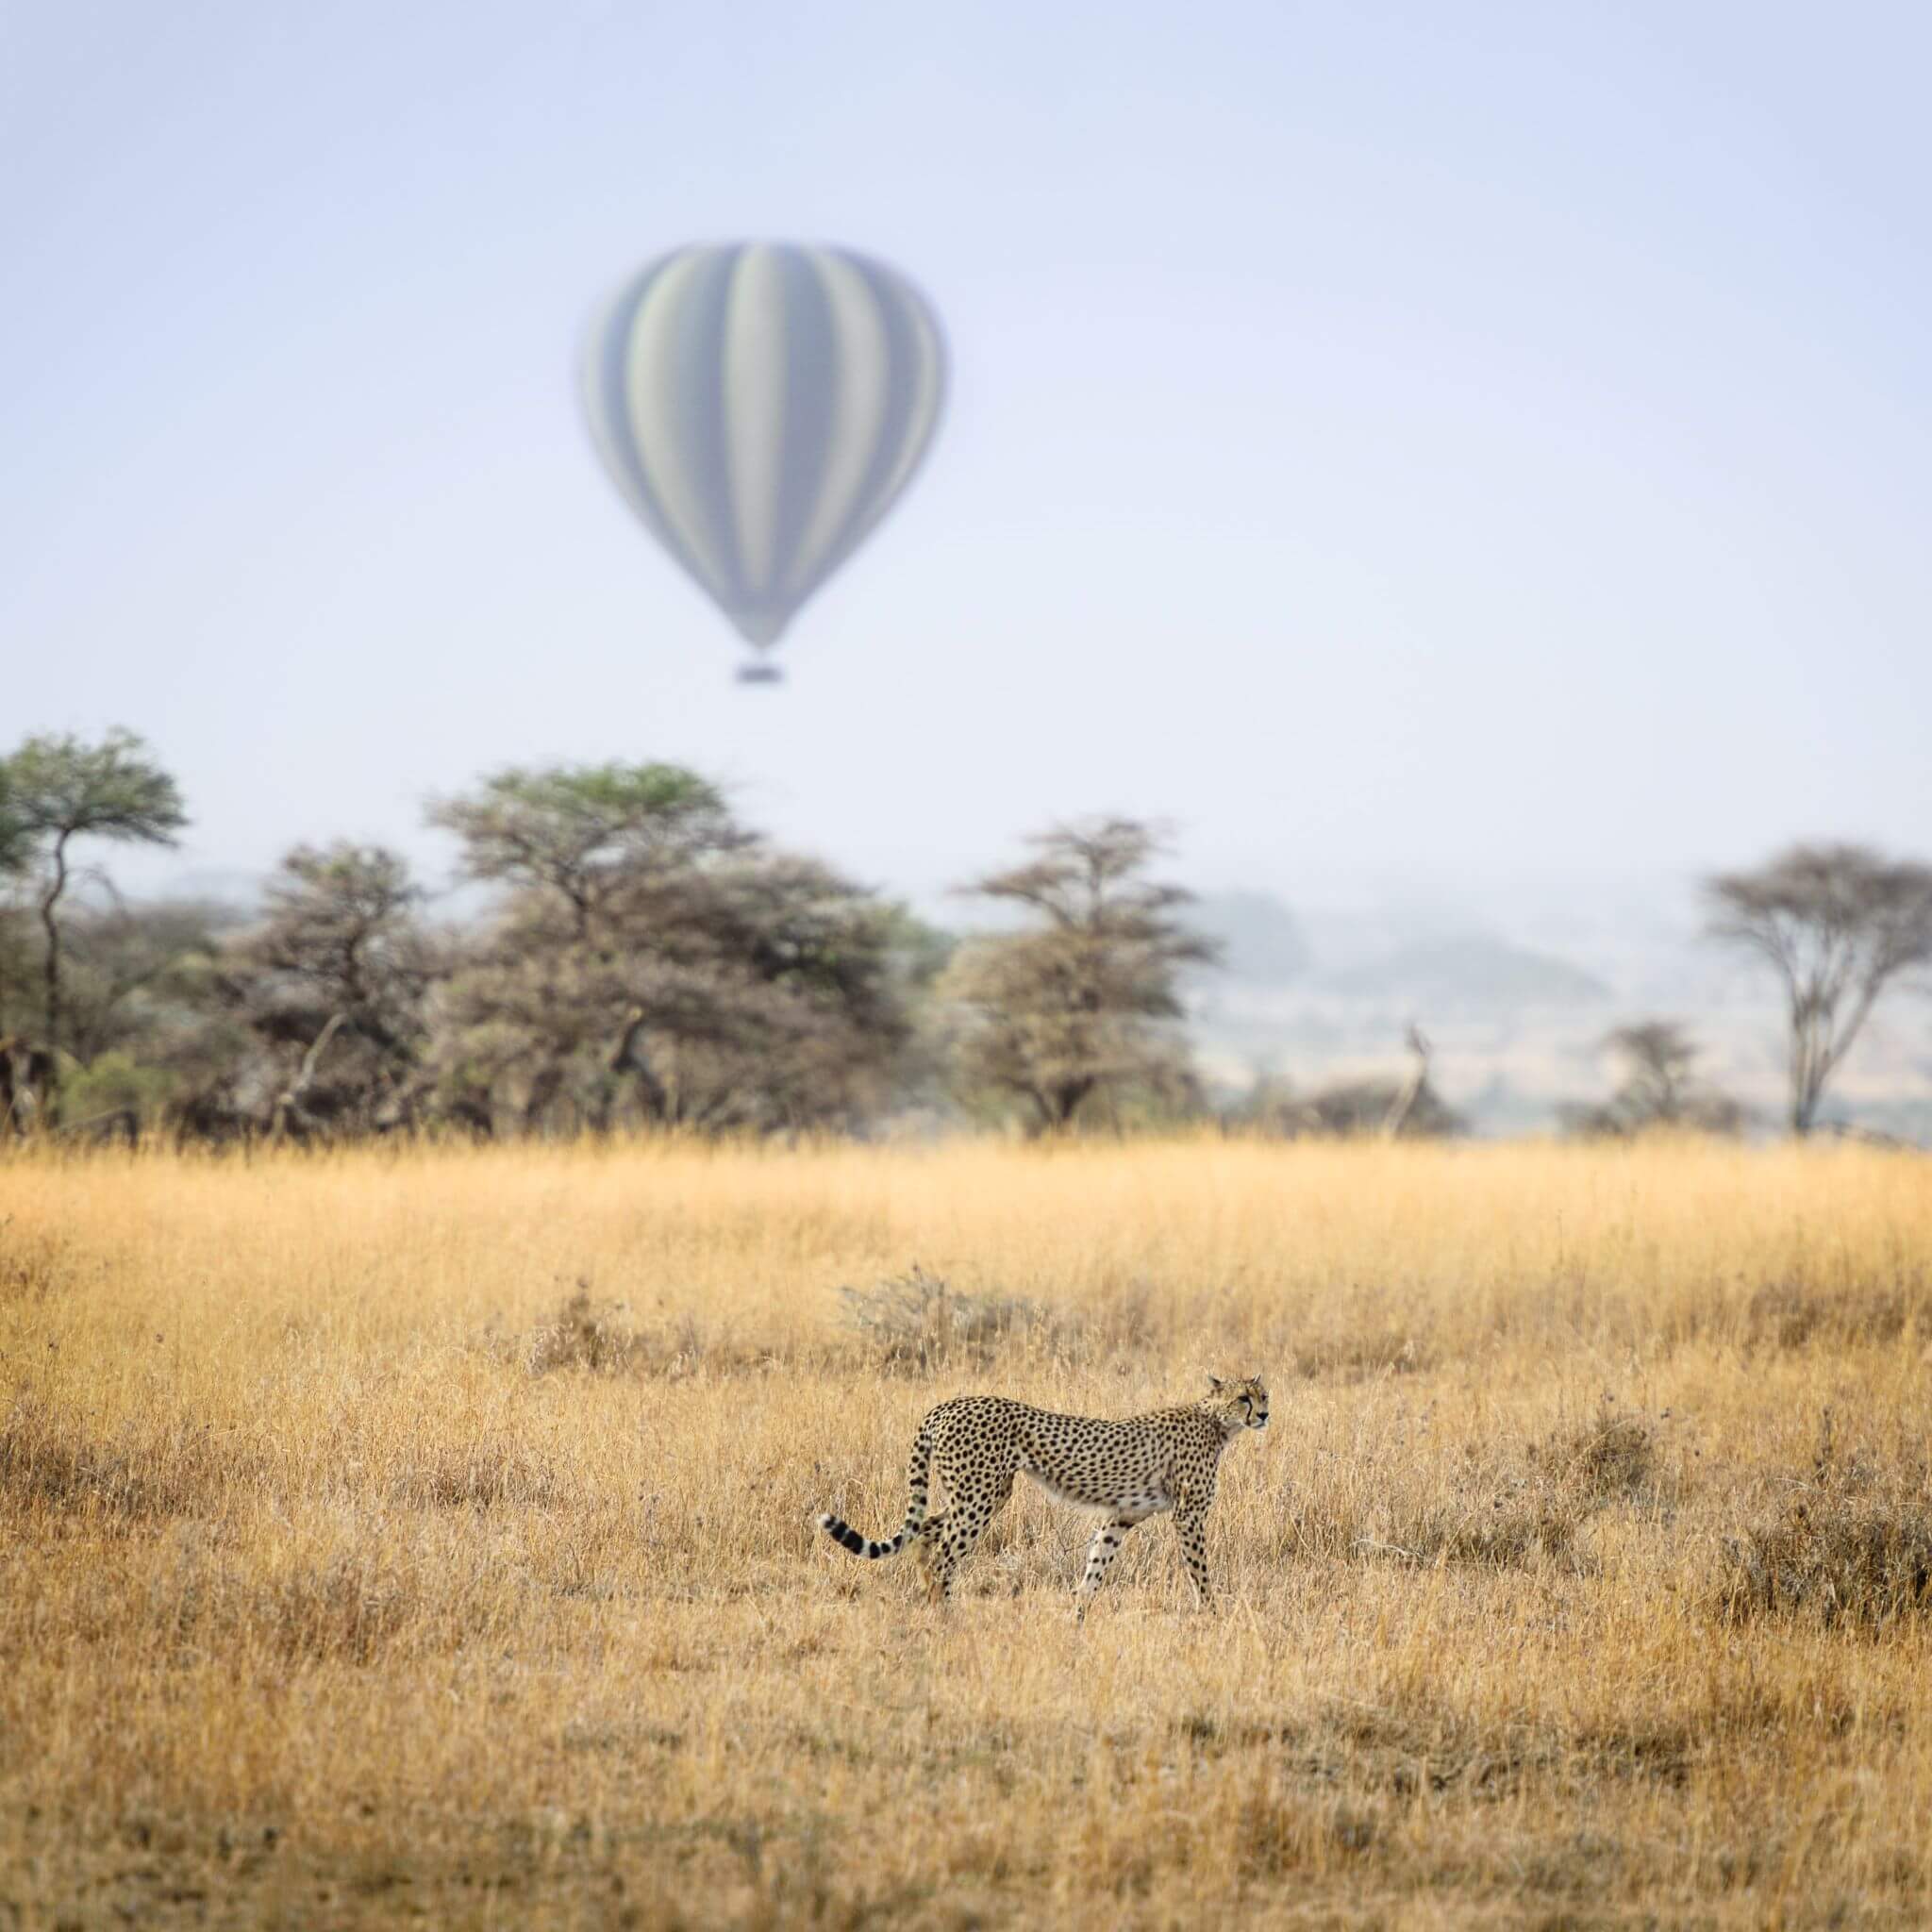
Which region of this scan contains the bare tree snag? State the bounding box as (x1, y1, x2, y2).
(1381, 1024, 1433, 1140)
(269, 1012, 345, 1142)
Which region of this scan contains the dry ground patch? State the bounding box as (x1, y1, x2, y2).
(3, 1137, 1931, 1928)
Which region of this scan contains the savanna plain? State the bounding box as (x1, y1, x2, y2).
(4, 1138, 1931, 1930)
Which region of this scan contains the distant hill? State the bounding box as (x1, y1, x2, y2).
(1188, 891, 1310, 983)
(1317, 934, 1609, 1011)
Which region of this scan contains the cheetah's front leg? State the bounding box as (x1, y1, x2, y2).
(1174, 1499, 1216, 1612)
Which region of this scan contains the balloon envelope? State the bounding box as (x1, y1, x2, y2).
(582, 242, 947, 665)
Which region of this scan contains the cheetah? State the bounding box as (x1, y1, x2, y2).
(815, 1374, 1269, 1617)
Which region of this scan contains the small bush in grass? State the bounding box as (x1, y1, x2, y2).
(1336, 1406, 1660, 1574)
(1531, 1404, 1657, 1505)
(837, 1264, 1050, 1374)
(525, 1280, 648, 1375)
(1723, 1420, 1932, 1632)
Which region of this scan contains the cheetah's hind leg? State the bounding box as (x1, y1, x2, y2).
(913, 1511, 950, 1603)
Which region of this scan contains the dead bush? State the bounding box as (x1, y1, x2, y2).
(837, 1264, 1053, 1374)
(1723, 1422, 1932, 1633)
(524, 1281, 649, 1375)
(1530, 1405, 1657, 1505)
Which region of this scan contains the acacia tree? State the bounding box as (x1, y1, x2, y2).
(1706, 843, 1932, 1135)
(429, 762, 917, 1135)
(941, 817, 1218, 1132)
(0, 730, 187, 1060)
(228, 843, 438, 1137)
(162, 844, 438, 1141)
(1559, 1020, 1742, 1138)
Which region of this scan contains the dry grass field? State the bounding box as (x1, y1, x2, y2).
(4, 1137, 1931, 1929)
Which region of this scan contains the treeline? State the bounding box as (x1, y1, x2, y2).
(5, 729, 1929, 1144)
(0, 732, 1224, 1143)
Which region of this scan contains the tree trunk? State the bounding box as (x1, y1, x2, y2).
(269, 1013, 345, 1142)
(1382, 1027, 1432, 1140)
(608, 1006, 670, 1122)
(1051, 1076, 1094, 1128)
(38, 832, 69, 1068)
(1790, 1007, 1824, 1136)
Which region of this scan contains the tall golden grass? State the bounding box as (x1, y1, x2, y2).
(4, 1136, 1930, 1928)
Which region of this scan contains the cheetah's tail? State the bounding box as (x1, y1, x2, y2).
(816, 1414, 936, 1560)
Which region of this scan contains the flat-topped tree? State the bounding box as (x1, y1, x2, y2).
(426, 763, 744, 941)
(0, 730, 188, 1061)
(1705, 842, 1932, 1136)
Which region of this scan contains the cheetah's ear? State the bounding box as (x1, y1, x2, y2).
(1207, 1374, 1224, 1392)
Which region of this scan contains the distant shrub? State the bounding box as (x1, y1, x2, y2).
(1533, 1408, 1657, 1505)
(1331, 1405, 1660, 1574)
(837, 1264, 1050, 1374)
(524, 1281, 650, 1375)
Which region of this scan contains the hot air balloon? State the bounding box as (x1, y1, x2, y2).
(581, 242, 947, 682)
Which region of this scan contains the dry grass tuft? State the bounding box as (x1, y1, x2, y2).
(522, 1279, 654, 1375)
(1534, 1403, 1658, 1505)
(1742, 1278, 1927, 1351)
(0, 1217, 86, 1302)
(1724, 1415, 1932, 1633)
(1, 1391, 248, 1521)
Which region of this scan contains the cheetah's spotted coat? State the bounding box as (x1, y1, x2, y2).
(816, 1375, 1269, 1616)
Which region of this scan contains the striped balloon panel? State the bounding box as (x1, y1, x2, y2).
(583, 242, 946, 652)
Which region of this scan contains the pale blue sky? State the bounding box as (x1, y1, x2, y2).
(3, 1, 1927, 908)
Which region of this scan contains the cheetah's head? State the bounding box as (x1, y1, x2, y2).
(1207, 1374, 1269, 1435)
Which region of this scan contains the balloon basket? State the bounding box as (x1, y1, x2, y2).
(736, 662, 784, 685)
